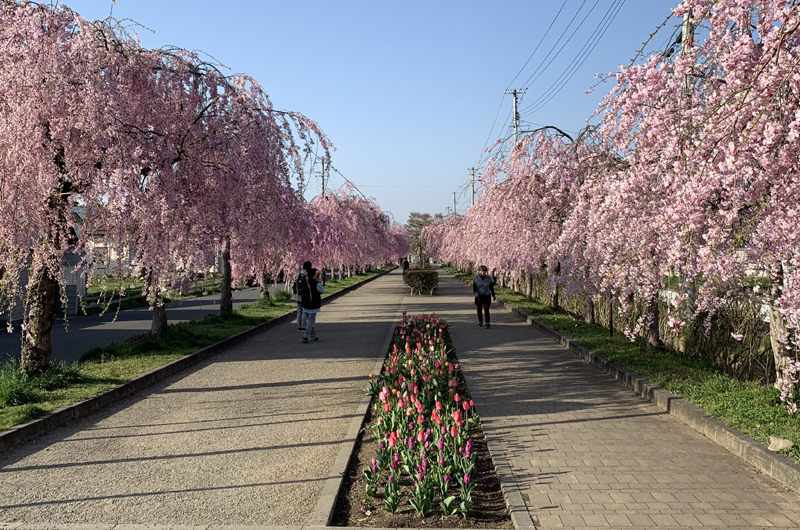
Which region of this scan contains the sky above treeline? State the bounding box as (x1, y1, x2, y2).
(63, 0, 682, 225)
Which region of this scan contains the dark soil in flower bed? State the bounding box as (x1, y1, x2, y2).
(332, 342, 512, 528)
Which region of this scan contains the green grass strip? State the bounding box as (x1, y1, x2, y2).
(0, 265, 395, 431)
(447, 267, 800, 465)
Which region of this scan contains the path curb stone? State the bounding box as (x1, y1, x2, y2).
(447, 269, 800, 496)
(308, 305, 405, 527)
(0, 267, 396, 453)
(0, 523, 482, 530)
(459, 365, 536, 530)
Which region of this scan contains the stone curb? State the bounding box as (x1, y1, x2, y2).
(442, 268, 536, 529)
(0, 267, 397, 453)
(0, 525, 492, 530)
(308, 304, 405, 527)
(3, 526, 799, 530)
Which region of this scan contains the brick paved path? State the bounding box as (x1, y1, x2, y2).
(404, 269, 800, 530)
(0, 270, 407, 527)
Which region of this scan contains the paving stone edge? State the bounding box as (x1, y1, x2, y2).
(447, 270, 800, 497)
(0, 523, 512, 530)
(0, 267, 397, 453)
(0, 523, 496, 530)
(459, 362, 537, 530)
(307, 304, 405, 527)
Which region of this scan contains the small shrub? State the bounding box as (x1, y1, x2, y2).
(0, 360, 80, 405)
(0, 362, 34, 406)
(31, 361, 83, 391)
(403, 269, 439, 295)
(273, 290, 292, 302)
(80, 346, 107, 363)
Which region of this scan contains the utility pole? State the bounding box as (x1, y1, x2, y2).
(453, 192, 457, 216)
(681, 9, 694, 94)
(505, 88, 527, 145)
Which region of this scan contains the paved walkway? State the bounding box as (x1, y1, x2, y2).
(0, 270, 407, 526)
(0, 287, 264, 364)
(402, 269, 800, 529)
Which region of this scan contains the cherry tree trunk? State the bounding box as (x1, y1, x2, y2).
(21, 262, 59, 373)
(259, 271, 271, 301)
(584, 297, 595, 325)
(220, 238, 233, 314)
(525, 272, 533, 302)
(608, 299, 614, 337)
(583, 266, 594, 324)
(142, 269, 168, 337)
(549, 262, 561, 310)
(769, 263, 792, 387)
(645, 294, 662, 347)
(151, 293, 168, 337)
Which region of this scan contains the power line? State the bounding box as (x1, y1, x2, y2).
(505, 0, 571, 89)
(356, 184, 462, 188)
(519, 0, 594, 91)
(521, 0, 626, 117)
(471, 1, 574, 169)
(475, 94, 508, 166)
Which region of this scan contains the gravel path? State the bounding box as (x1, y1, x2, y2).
(0, 269, 407, 526)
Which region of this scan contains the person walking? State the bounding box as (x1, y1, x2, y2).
(473, 265, 496, 328)
(402, 258, 410, 271)
(300, 267, 325, 343)
(292, 261, 312, 332)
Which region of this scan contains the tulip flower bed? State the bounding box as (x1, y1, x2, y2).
(332, 313, 510, 528)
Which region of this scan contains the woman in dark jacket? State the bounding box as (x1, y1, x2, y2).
(473, 265, 496, 328)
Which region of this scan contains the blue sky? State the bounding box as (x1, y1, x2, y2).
(64, 0, 682, 225)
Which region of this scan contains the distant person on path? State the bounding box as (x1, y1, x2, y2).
(300, 267, 325, 343)
(473, 265, 496, 328)
(402, 258, 409, 271)
(292, 261, 312, 332)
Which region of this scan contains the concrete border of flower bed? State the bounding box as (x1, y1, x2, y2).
(459, 367, 537, 530)
(444, 267, 800, 495)
(0, 523, 476, 530)
(0, 266, 397, 453)
(308, 305, 405, 527)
